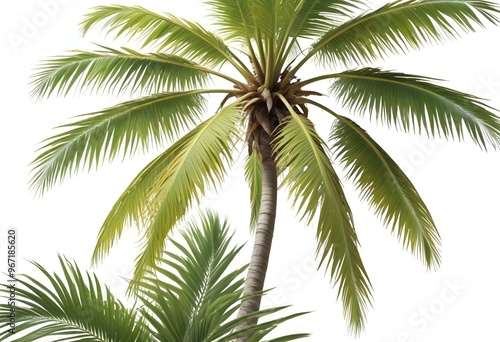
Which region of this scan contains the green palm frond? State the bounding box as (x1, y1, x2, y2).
(136, 211, 309, 341)
(0, 256, 150, 342)
(249, 0, 287, 87)
(329, 68, 500, 149)
(204, 0, 256, 43)
(203, 0, 266, 84)
(275, 0, 361, 77)
(331, 115, 441, 268)
(206, 0, 299, 87)
(273, 96, 372, 334)
(205, 0, 360, 84)
(244, 151, 263, 230)
(221, 308, 310, 342)
(80, 5, 252, 79)
(30, 91, 209, 195)
(243, 0, 292, 41)
(30, 46, 211, 100)
(204, 0, 357, 57)
(291, 0, 499, 72)
(289, 0, 360, 39)
(135, 211, 246, 341)
(91, 102, 243, 285)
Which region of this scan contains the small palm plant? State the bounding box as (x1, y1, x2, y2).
(0, 212, 308, 341)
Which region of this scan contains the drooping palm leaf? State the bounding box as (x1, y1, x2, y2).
(329, 68, 500, 149)
(273, 95, 372, 334)
(0, 256, 150, 342)
(331, 114, 441, 268)
(92, 102, 243, 285)
(29, 91, 210, 194)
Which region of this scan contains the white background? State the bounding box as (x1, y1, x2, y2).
(1, 1, 500, 341)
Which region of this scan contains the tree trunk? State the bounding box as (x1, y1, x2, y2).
(235, 129, 278, 341)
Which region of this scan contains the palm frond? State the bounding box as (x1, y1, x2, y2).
(289, 0, 360, 39)
(30, 46, 211, 100)
(244, 151, 263, 230)
(203, 0, 267, 83)
(213, 306, 309, 341)
(329, 68, 500, 149)
(204, 0, 256, 44)
(91, 102, 242, 286)
(0, 256, 150, 342)
(290, 0, 499, 74)
(273, 95, 372, 334)
(135, 211, 245, 341)
(204, 0, 355, 44)
(249, 0, 282, 87)
(331, 115, 441, 268)
(29, 91, 209, 195)
(219, 308, 310, 341)
(135, 211, 309, 341)
(246, 0, 290, 41)
(274, 0, 361, 79)
(206, 0, 298, 87)
(80, 5, 253, 79)
(253, 0, 356, 47)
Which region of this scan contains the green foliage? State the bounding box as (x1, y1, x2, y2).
(80, 6, 242, 70)
(30, 91, 206, 194)
(273, 99, 372, 334)
(311, 0, 500, 66)
(30, 0, 500, 335)
(0, 212, 309, 341)
(92, 102, 243, 285)
(331, 116, 441, 268)
(0, 256, 150, 342)
(31, 47, 211, 99)
(330, 68, 500, 149)
(288, 0, 360, 39)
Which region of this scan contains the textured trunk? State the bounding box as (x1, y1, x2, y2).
(235, 129, 278, 341)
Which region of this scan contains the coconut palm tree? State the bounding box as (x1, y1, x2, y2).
(0, 212, 308, 341)
(29, 0, 500, 337)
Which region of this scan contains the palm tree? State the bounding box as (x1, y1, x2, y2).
(29, 0, 500, 337)
(0, 212, 308, 341)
